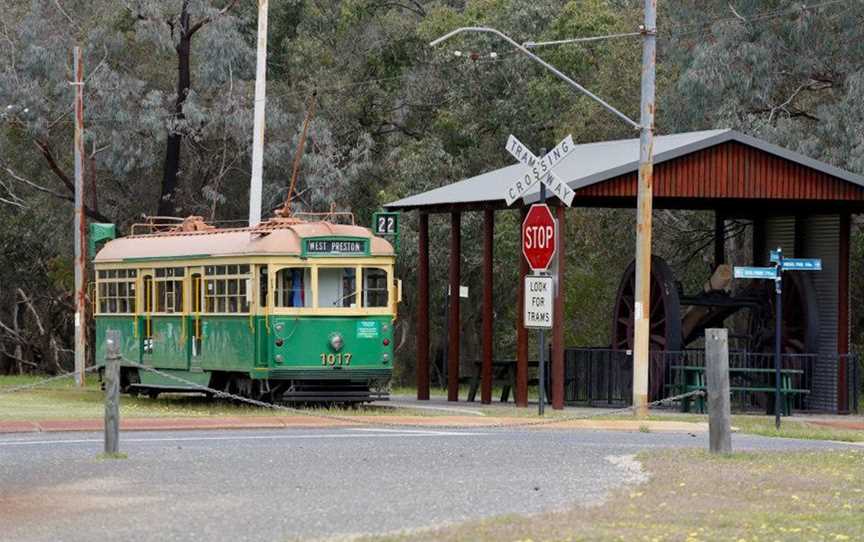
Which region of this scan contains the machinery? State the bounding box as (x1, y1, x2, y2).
(611, 255, 819, 400)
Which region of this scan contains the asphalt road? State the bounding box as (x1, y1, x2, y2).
(0, 427, 853, 542)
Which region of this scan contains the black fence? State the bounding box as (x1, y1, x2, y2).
(564, 348, 860, 412)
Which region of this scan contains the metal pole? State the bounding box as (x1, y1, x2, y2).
(774, 248, 783, 429)
(248, 0, 269, 227)
(73, 46, 87, 388)
(104, 330, 121, 455)
(538, 183, 547, 416)
(632, 0, 657, 417)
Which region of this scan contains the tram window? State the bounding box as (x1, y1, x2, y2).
(362, 268, 389, 308)
(203, 265, 251, 313)
(274, 268, 311, 308)
(156, 280, 184, 313)
(258, 266, 269, 307)
(318, 268, 357, 308)
(97, 269, 137, 314)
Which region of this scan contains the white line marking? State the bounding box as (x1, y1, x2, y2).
(0, 431, 488, 448)
(349, 428, 481, 436)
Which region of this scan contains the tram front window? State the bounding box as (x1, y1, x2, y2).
(362, 268, 389, 308)
(275, 268, 311, 308)
(318, 268, 357, 308)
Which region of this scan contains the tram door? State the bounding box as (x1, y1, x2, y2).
(189, 269, 204, 371)
(140, 272, 154, 362)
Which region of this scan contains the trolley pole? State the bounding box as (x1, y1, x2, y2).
(774, 249, 783, 429)
(72, 46, 87, 388)
(248, 0, 269, 227)
(632, 0, 657, 417)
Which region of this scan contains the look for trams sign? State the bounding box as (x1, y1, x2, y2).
(524, 275, 553, 329)
(504, 134, 576, 207)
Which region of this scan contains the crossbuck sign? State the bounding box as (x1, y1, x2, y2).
(504, 134, 576, 207)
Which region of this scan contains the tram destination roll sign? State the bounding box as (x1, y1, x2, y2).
(305, 238, 367, 256)
(524, 275, 554, 329)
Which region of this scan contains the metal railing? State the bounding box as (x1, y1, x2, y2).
(563, 348, 857, 412)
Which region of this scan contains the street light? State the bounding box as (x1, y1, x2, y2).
(429, 27, 639, 130)
(429, 7, 657, 417)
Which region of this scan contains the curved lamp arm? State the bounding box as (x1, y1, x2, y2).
(430, 26, 640, 130)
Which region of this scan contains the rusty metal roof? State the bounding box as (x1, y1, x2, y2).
(384, 129, 864, 210)
(94, 222, 394, 262)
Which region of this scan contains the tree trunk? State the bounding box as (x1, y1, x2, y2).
(158, 9, 192, 218)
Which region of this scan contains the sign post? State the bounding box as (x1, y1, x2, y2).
(734, 248, 822, 429)
(507, 135, 573, 415)
(522, 196, 556, 415)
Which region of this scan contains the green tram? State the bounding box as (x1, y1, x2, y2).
(93, 216, 400, 403)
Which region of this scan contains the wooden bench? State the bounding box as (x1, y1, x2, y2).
(670, 365, 809, 416)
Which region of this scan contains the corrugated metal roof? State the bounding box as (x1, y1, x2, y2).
(384, 129, 864, 210)
(94, 223, 394, 262)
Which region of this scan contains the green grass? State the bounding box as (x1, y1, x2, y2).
(365, 449, 864, 542)
(95, 452, 128, 460)
(0, 376, 448, 421)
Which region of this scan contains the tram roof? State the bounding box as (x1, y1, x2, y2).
(94, 222, 394, 263)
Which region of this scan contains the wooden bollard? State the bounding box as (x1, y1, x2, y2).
(705, 328, 732, 454)
(104, 330, 121, 455)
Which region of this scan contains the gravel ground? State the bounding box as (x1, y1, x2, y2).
(0, 427, 853, 542)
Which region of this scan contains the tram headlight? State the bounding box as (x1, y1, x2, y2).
(274, 354, 284, 364)
(329, 332, 344, 352)
(382, 353, 390, 364)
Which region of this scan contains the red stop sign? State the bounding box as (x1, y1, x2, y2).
(522, 204, 557, 271)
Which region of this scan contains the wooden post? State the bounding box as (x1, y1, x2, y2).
(706, 328, 732, 454)
(516, 207, 529, 407)
(632, 0, 657, 417)
(481, 208, 494, 404)
(447, 211, 461, 401)
(73, 46, 87, 388)
(552, 205, 565, 409)
(416, 212, 430, 400)
(838, 212, 850, 413)
(104, 330, 121, 455)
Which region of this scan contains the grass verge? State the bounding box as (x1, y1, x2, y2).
(0, 376, 446, 421)
(367, 449, 864, 542)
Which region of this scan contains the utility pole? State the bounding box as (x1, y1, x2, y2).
(632, 0, 657, 417)
(248, 0, 269, 227)
(72, 46, 87, 387)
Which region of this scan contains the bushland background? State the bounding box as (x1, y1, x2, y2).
(2, 0, 863, 386)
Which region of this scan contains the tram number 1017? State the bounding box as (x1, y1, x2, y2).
(321, 352, 353, 366)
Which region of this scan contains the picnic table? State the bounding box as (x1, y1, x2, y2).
(670, 365, 809, 416)
(466, 360, 551, 403)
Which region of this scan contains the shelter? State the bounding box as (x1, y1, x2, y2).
(386, 129, 864, 413)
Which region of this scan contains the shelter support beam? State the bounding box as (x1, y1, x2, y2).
(481, 208, 494, 404)
(552, 206, 565, 409)
(448, 211, 461, 401)
(838, 212, 850, 413)
(416, 213, 430, 400)
(714, 211, 725, 266)
(516, 207, 529, 407)
(753, 217, 766, 265)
